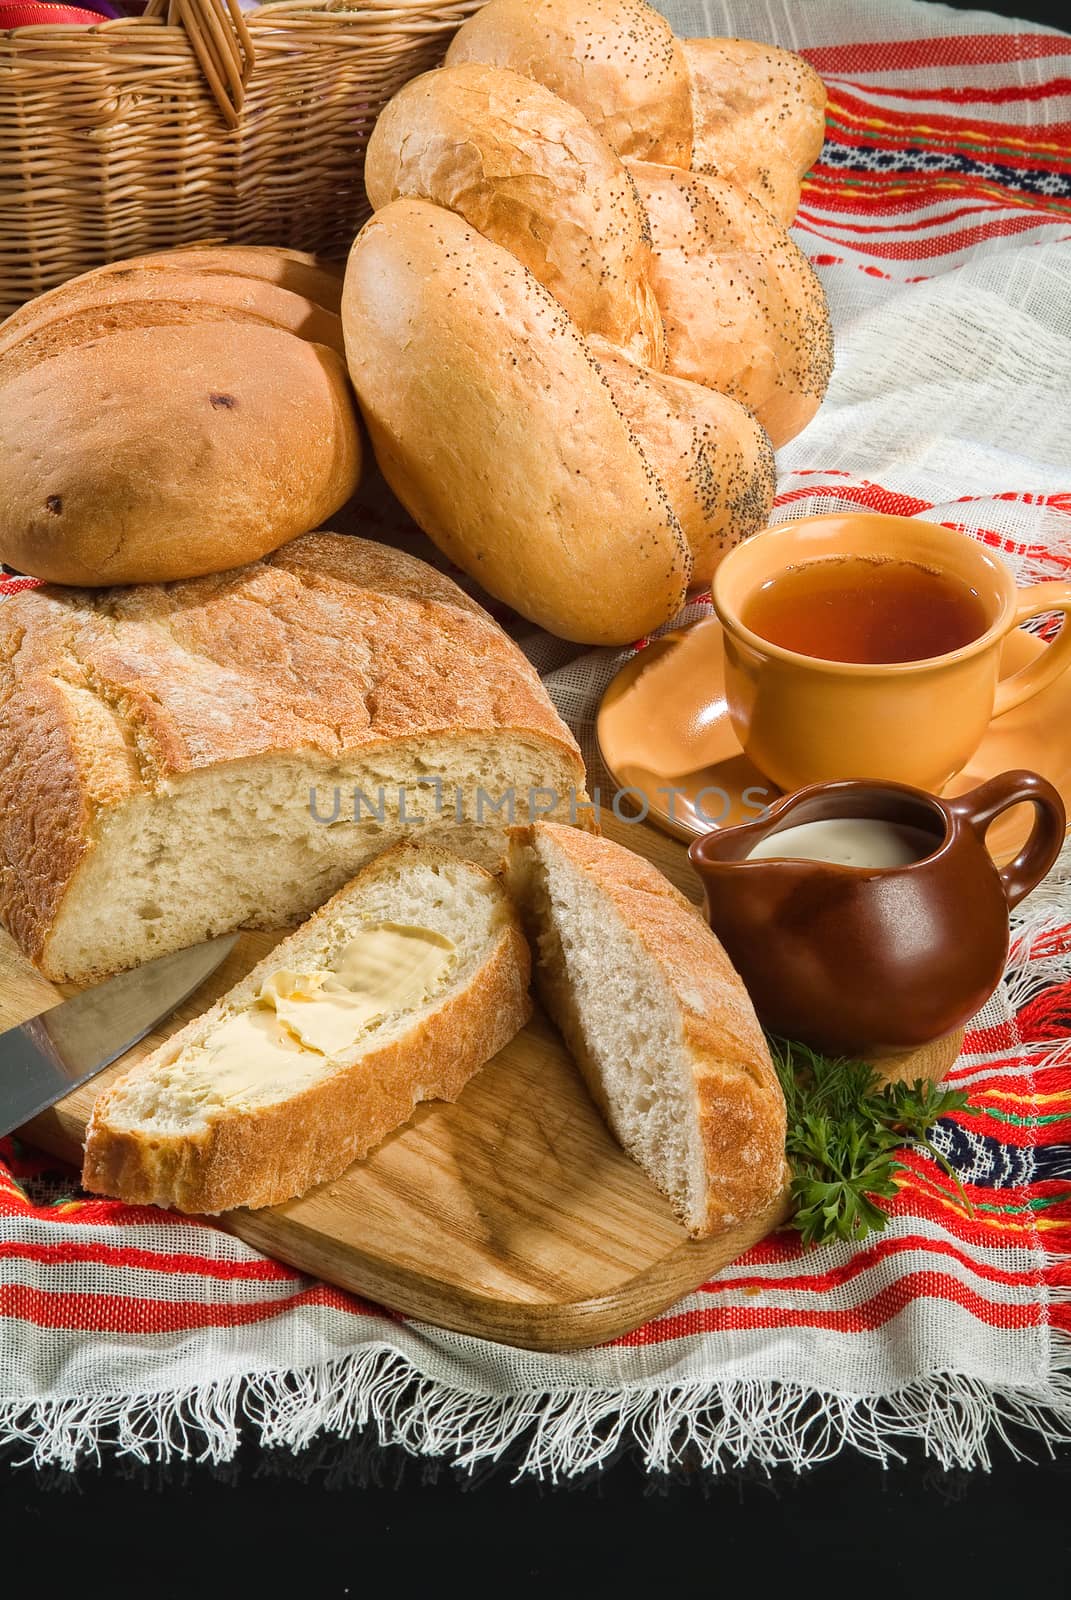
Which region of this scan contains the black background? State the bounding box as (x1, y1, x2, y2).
(4, 0, 1070, 1588)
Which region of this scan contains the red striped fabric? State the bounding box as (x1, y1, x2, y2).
(803, 37, 1071, 74)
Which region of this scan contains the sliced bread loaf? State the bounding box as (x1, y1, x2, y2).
(0, 533, 587, 985)
(507, 822, 787, 1237)
(82, 844, 531, 1213)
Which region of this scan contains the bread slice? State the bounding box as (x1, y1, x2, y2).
(507, 823, 787, 1237)
(82, 844, 532, 1214)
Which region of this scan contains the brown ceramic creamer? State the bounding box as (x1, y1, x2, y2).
(688, 770, 1065, 1057)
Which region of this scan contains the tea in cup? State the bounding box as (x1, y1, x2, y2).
(711, 513, 1071, 792)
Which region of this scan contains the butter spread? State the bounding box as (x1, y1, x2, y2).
(264, 924, 456, 1054)
(185, 1003, 312, 1099)
(178, 924, 456, 1099)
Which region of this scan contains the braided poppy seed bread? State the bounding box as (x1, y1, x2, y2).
(362, 61, 775, 581)
(446, 0, 827, 224)
(365, 57, 829, 451)
(348, 0, 830, 636)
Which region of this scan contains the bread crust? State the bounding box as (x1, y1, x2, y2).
(587, 337, 775, 585)
(343, 199, 690, 644)
(82, 848, 533, 1213)
(113, 246, 346, 315)
(446, 0, 693, 166)
(0, 245, 344, 346)
(0, 268, 346, 370)
(684, 38, 827, 225)
(365, 62, 665, 367)
(0, 533, 586, 976)
(632, 162, 834, 448)
(514, 822, 787, 1236)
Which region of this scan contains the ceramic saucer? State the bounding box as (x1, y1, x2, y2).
(596, 618, 1071, 865)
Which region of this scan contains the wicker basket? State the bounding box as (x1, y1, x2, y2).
(0, 0, 483, 316)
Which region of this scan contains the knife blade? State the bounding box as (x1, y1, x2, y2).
(0, 934, 239, 1138)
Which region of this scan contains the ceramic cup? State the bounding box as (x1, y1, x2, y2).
(711, 512, 1071, 792)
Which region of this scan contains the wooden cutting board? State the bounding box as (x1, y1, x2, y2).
(6, 816, 962, 1352)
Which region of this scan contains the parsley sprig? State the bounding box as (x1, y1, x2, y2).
(768, 1038, 971, 1248)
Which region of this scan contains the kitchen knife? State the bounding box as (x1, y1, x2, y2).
(0, 934, 239, 1138)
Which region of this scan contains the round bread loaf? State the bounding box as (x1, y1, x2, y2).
(342, 199, 691, 646)
(0, 246, 361, 586)
(446, 0, 693, 166)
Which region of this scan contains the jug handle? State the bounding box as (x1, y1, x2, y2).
(945, 770, 1065, 909)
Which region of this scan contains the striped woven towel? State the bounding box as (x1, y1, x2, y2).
(2, 0, 1070, 1475)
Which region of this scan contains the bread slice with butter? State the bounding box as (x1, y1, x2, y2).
(82, 844, 531, 1213)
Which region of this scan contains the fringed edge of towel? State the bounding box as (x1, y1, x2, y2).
(2, 1333, 1070, 1479)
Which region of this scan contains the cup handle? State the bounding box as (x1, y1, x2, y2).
(992, 583, 1071, 717)
(946, 770, 1066, 909)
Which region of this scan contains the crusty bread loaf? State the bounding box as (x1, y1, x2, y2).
(507, 822, 787, 1237)
(0, 533, 587, 984)
(343, 200, 692, 644)
(0, 246, 361, 586)
(82, 845, 532, 1214)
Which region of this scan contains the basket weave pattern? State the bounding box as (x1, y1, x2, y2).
(0, 1, 483, 316)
